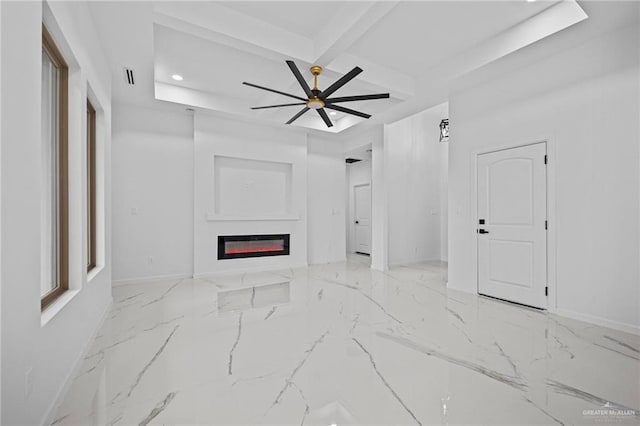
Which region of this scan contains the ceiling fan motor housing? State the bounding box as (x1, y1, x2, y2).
(307, 97, 325, 109)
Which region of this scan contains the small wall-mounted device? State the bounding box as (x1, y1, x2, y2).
(439, 118, 449, 142)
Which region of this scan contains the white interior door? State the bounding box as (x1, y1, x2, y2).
(354, 184, 371, 255)
(477, 143, 547, 309)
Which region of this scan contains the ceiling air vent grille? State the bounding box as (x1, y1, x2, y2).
(124, 68, 135, 85)
(345, 158, 361, 164)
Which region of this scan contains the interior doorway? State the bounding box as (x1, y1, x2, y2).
(353, 184, 371, 255)
(345, 145, 372, 263)
(477, 142, 548, 309)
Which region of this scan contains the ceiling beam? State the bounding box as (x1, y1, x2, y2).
(154, 2, 313, 62)
(312, 2, 399, 69)
(334, 0, 589, 139)
(425, 0, 588, 85)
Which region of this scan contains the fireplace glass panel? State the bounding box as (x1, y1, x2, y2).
(218, 234, 290, 259)
(225, 239, 284, 254)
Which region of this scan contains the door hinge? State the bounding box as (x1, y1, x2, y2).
(544, 155, 547, 164)
(545, 220, 548, 230)
(545, 286, 548, 296)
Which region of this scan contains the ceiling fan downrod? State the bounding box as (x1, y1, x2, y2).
(307, 65, 324, 109)
(310, 65, 322, 91)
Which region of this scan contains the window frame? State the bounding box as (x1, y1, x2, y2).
(41, 25, 69, 310)
(86, 100, 97, 272)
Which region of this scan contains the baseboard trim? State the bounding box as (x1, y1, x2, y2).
(446, 280, 473, 293)
(42, 296, 113, 426)
(555, 308, 640, 336)
(112, 273, 193, 286)
(388, 258, 446, 268)
(193, 262, 307, 280)
(113, 264, 310, 286)
(445, 281, 640, 336)
(308, 257, 348, 265)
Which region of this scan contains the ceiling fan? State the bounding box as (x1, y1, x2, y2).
(243, 60, 389, 128)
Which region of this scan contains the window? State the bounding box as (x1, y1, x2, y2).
(41, 26, 69, 310)
(87, 100, 97, 272)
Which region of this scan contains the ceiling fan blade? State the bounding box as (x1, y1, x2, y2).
(286, 60, 314, 99)
(286, 107, 310, 125)
(325, 93, 390, 103)
(243, 82, 307, 102)
(317, 108, 333, 128)
(319, 66, 363, 98)
(251, 102, 306, 110)
(324, 104, 371, 119)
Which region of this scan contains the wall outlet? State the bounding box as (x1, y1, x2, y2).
(25, 367, 34, 398)
(131, 207, 138, 216)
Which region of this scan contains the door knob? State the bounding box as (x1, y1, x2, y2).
(478, 229, 489, 234)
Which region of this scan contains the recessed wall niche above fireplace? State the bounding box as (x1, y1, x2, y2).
(212, 156, 293, 219)
(218, 234, 290, 260)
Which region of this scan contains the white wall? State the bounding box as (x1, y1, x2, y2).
(193, 114, 309, 276)
(111, 107, 354, 280)
(439, 137, 449, 262)
(384, 103, 449, 266)
(371, 133, 387, 271)
(112, 105, 194, 283)
(346, 159, 372, 253)
(1, 1, 112, 424)
(448, 3, 640, 333)
(307, 136, 346, 264)
(0, 1, 3, 420)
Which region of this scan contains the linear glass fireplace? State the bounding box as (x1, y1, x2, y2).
(218, 234, 290, 260)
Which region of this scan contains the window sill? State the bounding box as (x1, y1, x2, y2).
(87, 264, 104, 283)
(41, 289, 80, 327)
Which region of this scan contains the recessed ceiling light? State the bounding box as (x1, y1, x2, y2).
(526, 0, 536, 2)
(329, 111, 337, 116)
(171, 74, 183, 81)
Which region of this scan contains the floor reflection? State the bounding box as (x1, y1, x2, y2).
(218, 281, 290, 313)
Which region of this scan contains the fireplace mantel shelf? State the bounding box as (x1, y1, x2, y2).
(206, 213, 300, 222)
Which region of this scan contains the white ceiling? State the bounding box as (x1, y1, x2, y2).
(346, 1, 552, 75)
(220, 1, 348, 37)
(88, 0, 588, 134)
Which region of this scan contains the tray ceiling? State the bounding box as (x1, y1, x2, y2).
(89, 0, 587, 134)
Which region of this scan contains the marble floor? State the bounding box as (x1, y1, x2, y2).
(53, 257, 640, 425)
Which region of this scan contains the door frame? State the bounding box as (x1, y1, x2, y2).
(470, 138, 557, 313)
(353, 183, 372, 255)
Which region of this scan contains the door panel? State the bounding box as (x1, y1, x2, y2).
(489, 240, 533, 288)
(478, 143, 547, 309)
(354, 184, 371, 254)
(489, 159, 533, 225)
